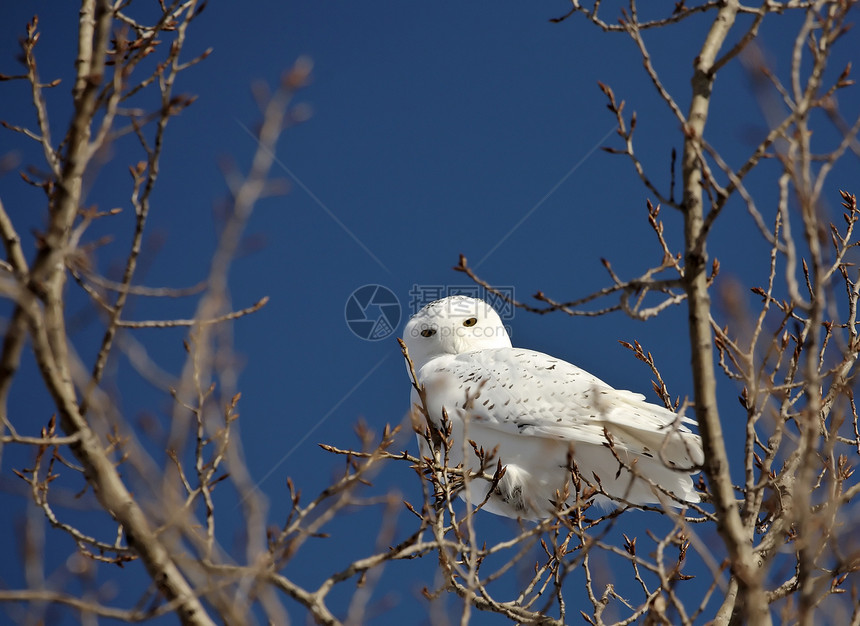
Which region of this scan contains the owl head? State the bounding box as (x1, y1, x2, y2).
(402, 296, 512, 371)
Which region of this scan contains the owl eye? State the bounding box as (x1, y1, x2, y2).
(420, 328, 436, 338)
(462, 317, 478, 327)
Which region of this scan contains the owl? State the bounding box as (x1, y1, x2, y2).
(402, 296, 703, 519)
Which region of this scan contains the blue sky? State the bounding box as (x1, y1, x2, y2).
(1, 1, 858, 623)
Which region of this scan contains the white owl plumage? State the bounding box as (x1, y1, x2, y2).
(402, 295, 703, 520)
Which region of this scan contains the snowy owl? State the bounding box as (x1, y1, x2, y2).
(402, 295, 703, 520)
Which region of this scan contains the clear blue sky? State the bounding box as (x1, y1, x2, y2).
(1, 2, 858, 623)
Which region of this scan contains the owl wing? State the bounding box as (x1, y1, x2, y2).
(415, 347, 703, 469)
